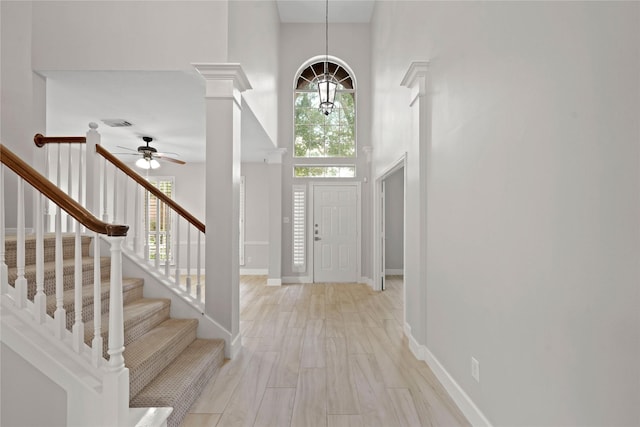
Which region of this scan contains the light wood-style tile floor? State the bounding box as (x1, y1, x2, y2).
(181, 276, 470, 427)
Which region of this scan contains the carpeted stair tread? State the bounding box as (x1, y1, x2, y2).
(125, 318, 198, 399)
(8, 256, 111, 299)
(45, 278, 144, 329)
(130, 339, 225, 427)
(84, 298, 171, 355)
(4, 233, 91, 268)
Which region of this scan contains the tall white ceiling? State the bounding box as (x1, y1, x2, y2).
(41, 1, 375, 166)
(276, 0, 375, 23)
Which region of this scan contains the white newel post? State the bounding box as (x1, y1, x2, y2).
(103, 235, 130, 427)
(267, 149, 287, 286)
(85, 122, 101, 217)
(193, 63, 251, 358)
(400, 61, 431, 351)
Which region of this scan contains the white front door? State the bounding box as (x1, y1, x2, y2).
(313, 184, 358, 283)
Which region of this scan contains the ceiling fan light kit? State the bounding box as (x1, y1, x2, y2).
(113, 135, 186, 169)
(136, 157, 160, 170)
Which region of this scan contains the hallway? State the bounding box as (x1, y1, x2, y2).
(182, 276, 469, 427)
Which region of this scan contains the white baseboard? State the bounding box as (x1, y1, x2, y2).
(403, 323, 493, 427)
(282, 275, 312, 284)
(385, 268, 404, 275)
(228, 332, 242, 359)
(359, 276, 373, 288)
(266, 278, 282, 286)
(240, 268, 268, 276)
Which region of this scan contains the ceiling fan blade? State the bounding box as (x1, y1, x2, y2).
(116, 145, 139, 153)
(112, 152, 141, 156)
(156, 155, 186, 165)
(155, 151, 180, 157)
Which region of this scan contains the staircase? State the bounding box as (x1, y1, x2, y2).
(5, 233, 224, 427)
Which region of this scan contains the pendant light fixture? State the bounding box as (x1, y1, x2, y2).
(318, 0, 337, 115)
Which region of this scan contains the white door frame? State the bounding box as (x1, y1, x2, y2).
(308, 182, 362, 283)
(373, 154, 407, 292)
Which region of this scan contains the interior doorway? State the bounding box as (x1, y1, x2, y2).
(374, 156, 406, 292)
(311, 183, 360, 283)
(383, 168, 405, 286)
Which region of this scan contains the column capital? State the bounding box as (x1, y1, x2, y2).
(192, 63, 252, 92)
(267, 148, 287, 164)
(400, 61, 430, 106)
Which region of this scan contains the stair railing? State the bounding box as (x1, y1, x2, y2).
(35, 124, 206, 310)
(0, 143, 130, 426)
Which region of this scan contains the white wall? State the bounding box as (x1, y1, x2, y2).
(371, 2, 640, 425)
(229, 0, 280, 146)
(1, 343, 67, 427)
(32, 1, 228, 71)
(1, 2, 45, 229)
(384, 168, 404, 272)
(279, 23, 372, 281)
(241, 162, 271, 270)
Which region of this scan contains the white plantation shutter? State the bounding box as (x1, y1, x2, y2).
(292, 185, 306, 272)
(239, 176, 245, 266)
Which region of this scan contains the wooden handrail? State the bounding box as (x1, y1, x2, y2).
(1, 144, 128, 237)
(95, 145, 205, 233)
(34, 134, 86, 147)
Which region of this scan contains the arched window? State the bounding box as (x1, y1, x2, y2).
(294, 60, 356, 162)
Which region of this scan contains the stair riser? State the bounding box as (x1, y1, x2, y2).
(9, 261, 111, 300)
(5, 235, 92, 268)
(129, 326, 197, 399)
(96, 305, 171, 359)
(166, 349, 224, 427)
(52, 284, 144, 330)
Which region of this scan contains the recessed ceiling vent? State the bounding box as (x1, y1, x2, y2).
(102, 119, 133, 127)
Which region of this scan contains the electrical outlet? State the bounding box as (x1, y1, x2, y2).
(471, 357, 480, 383)
(247, 256, 252, 263)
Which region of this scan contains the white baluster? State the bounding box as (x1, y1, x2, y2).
(186, 226, 191, 295)
(103, 236, 129, 427)
(53, 205, 66, 338)
(33, 193, 47, 323)
(122, 178, 128, 249)
(164, 219, 170, 278)
(196, 231, 202, 304)
(174, 217, 180, 289)
(72, 226, 84, 353)
(67, 144, 73, 231)
(0, 164, 7, 294)
(14, 178, 27, 308)
(154, 197, 160, 270)
(102, 158, 109, 223)
(134, 185, 142, 256)
(78, 144, 84, 212)
(112, 166, 118, 224)
(57, 144, 65, 232)
(144, 190, 149, 262)
(43, 146, 52, 232)
(92, 232, 103, 368)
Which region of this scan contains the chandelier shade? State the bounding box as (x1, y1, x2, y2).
(318, 78, 337, 116)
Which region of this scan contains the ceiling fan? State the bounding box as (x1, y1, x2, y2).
(115, 136, 186, 169)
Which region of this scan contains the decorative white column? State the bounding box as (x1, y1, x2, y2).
(267, 148, 286, 286)
(400, 61, 431, 354)
(193, 63, 251, 358)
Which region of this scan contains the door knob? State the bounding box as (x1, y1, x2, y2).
(314, 237, 321, 241)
